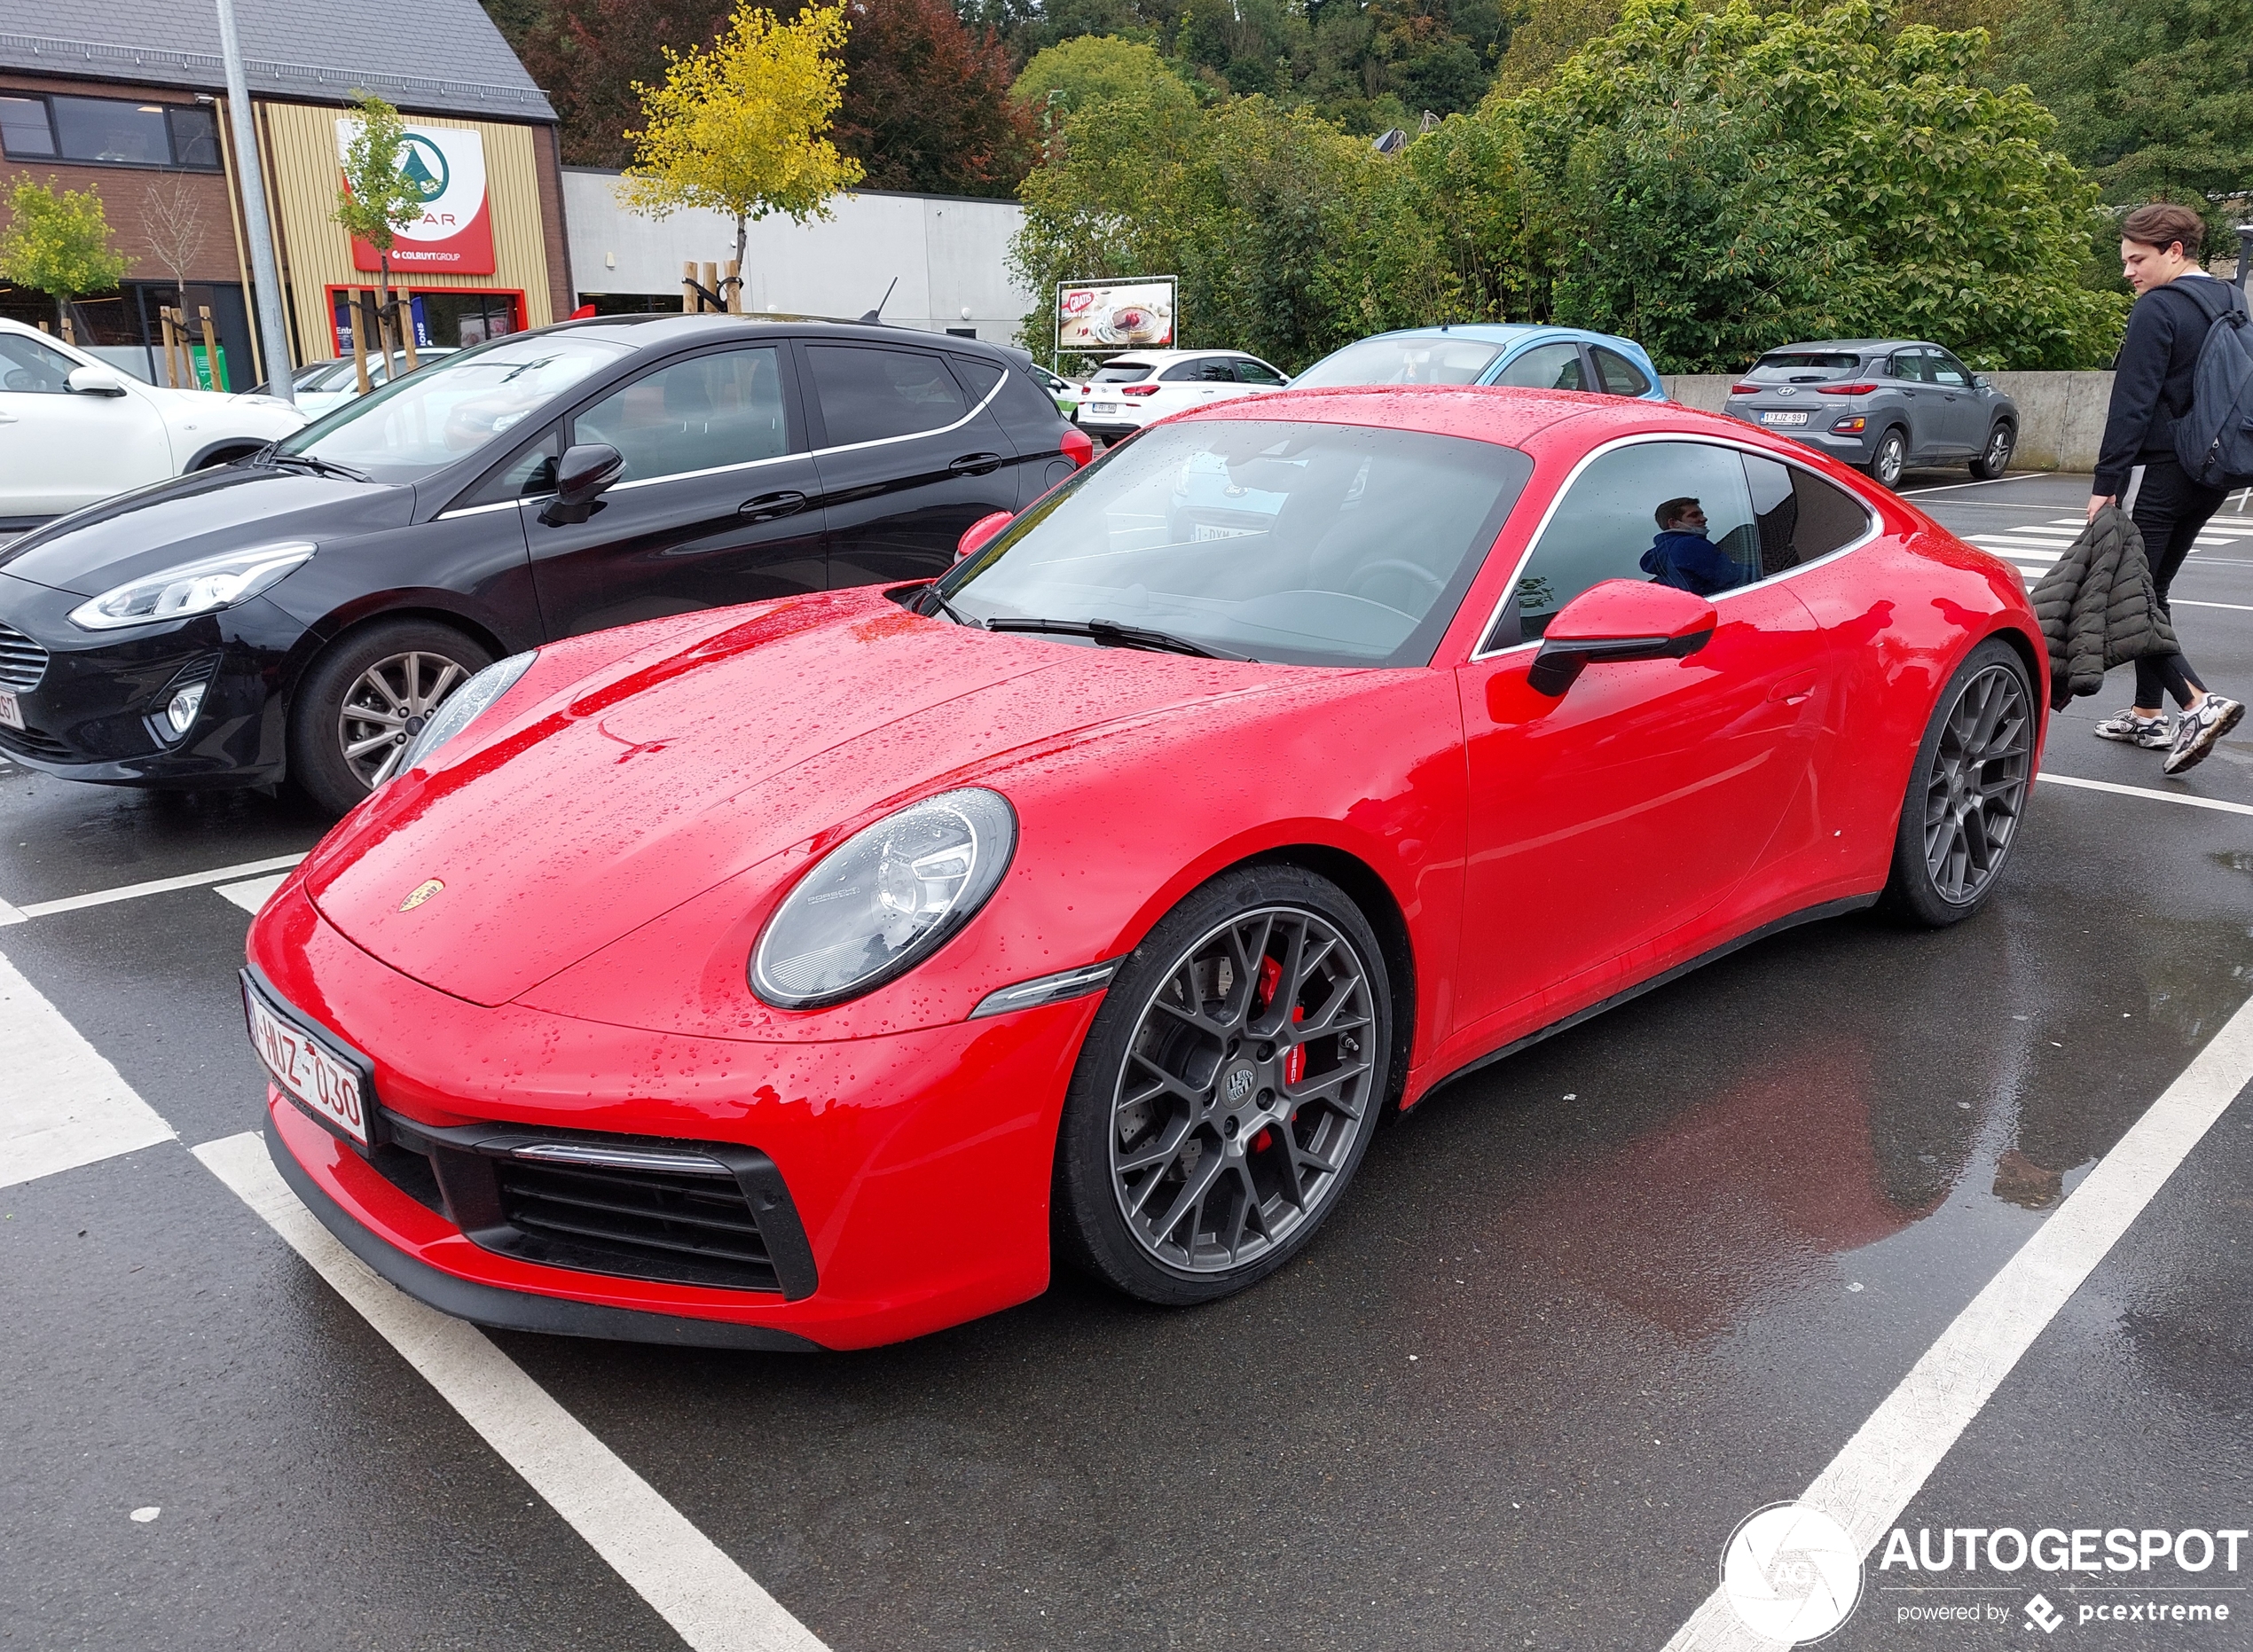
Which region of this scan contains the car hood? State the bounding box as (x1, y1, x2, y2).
(0, 466, 413, 596)
(302, 591, 1291, 1007)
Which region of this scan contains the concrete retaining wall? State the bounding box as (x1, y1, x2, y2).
(1661, 371, 2115, 474)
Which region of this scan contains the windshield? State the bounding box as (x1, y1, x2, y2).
(279, 333, 630, 484)
(1291, 334, 1510, 389)
(943, 419, 1532, 668)
(1748, 352, 1864, 380)
(1089, 363, 1153, 383)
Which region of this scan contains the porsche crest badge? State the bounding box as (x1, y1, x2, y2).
(398, 878, 444, 912)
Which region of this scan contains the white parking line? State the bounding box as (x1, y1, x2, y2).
(2172, 599, 2253, 614)
(0, 852, 306, 925)
(2039, 773, 2253, 817)
(0, 950, 174, 1189)
(194, 1132, 829, 1652)
(1663, 990, 2253, 1650)
(215, 873, 291, 914)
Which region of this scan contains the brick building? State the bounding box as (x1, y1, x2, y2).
(0, 0, 569, 388)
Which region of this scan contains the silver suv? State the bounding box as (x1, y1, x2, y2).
(1723, 340, 2018, 488)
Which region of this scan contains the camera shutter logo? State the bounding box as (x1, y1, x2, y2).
(1720, 1500, 1864, 1643)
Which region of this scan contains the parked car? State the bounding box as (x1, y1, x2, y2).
(1723, 341, 2018, 488)
(1028, 363, 1081, 421)
(1290, 325, 1667, 402)
(281, 348, 459, 417)
(242, 383, 2043, 1351)
(0, 314, 1090, 812)
(1074, 348, 1291, 442)
(0, 317, 305, 527)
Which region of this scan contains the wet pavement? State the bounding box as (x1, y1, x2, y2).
(4, 473, 2251, 1650)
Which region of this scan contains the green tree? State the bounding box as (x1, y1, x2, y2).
(0, 178, 128, 332)
(621, 2, 864, 276)
(1010, 35, 1201, 129)
(334, 90, 429, 308)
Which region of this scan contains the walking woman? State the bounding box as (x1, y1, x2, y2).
(2089, 202, 2246, 774)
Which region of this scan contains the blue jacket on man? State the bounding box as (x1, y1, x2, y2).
(1640, 530, 1743, 596)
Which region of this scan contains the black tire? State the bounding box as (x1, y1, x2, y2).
(1880, 639, 2034, 927)
(287, 619, 492, 815)
(1054, 864, 1393, 1306)
(1866, 427, 1908, 489)
(1968, 420, 2015, 481)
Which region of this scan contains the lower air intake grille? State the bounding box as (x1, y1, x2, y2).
(491, 1156, 781, 1292)
(0, 622, 45, 692)
(0, 722, 72, 761)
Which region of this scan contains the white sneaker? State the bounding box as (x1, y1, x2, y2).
(2163, 696, 2244, 775)
(2092, 709, 2171, 749)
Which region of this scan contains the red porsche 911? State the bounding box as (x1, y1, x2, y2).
(242, 387, 2044, 1351)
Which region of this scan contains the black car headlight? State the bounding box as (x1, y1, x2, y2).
(751, 788, 1017, 1010)
(68, 542, 314, 630)
(396, 650, 538, 777)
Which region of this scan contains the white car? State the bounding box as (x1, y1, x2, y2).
(1074, 348, 1291, 442)
(0, 317, 306, 524)
(284, 348, 459, 418)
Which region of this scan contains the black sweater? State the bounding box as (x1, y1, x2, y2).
(2094, 274, 2240, 495)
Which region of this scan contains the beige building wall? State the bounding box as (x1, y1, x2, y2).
(255, 99, 555, 362)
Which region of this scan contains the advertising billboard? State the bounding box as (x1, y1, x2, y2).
(1057, 279, 1177, 354)
(336, 119, 497, 275)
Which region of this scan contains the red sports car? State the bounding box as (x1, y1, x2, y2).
(243, 387, 2044, 1351)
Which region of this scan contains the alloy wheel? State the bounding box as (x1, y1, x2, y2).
(1110, 904, 1378, 1273)
(1873, 431, 1906, 489)
(1920, 662, 2031, 904)
(336, 650, 470, 790)
(1984, 426, 2014, 471)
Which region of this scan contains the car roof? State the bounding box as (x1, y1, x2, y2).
(1759, 340, 1935, 354)
(540, 311, 1024, 360)
(1094, 348, 1258, 364)
(1358, 324, 1650, 352)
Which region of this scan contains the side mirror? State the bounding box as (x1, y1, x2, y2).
(538, 442, 624, 526)
(67, 365, 129, 397)
(1974, 374, 1992, 389)
(957, 510, 1013, 562)
(1527, 579, 1715, 696)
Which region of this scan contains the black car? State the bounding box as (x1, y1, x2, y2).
(0, 315, 1089, 811)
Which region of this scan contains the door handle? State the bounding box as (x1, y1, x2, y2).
(738, 489, 806, 521)
(948, 452, 1004, 476)
(1768, 670, 1818, 706)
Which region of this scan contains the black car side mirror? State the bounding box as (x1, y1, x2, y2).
(538, 443, 624, 526)
(1527, 579, 1716, 697)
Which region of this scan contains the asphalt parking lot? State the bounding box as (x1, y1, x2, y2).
(4, 471, 2252, 1650)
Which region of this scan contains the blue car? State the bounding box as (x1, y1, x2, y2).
(1288, 325, 1666, 400)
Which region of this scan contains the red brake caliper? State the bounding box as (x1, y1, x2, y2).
(1252, 956, 1305, 1155)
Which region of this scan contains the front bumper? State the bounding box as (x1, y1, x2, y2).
(251, 883, 1104, 1351)
(0, 571, 294, 785)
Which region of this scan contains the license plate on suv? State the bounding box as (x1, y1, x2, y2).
(1091, 403, 1119, 416)
(1760, 411, 1809, 427)
(242, 975, 375, 1149)
(0, 690, 20, 730)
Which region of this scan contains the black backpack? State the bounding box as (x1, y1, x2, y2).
(2172, 278, 2253, 489)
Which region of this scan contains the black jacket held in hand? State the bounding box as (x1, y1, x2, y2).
(2095, 275, 2239, 497)
(2029, 506, 2178, 710)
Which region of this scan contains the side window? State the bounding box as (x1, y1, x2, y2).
(1232, 357, 1289, 385)
(0, 333, 77, 393)
(1743, 454, 1802, 577)
(1892, 351, 1933, 384)
(455, 427, 560, 508)
(1927, 352, 1971, 388)
(572, 347, 790, 483)
(1591, 346, 1652, 397)
(807, 345, 967, 444)
(1495, 442, 1757, 646)
(1493, 342, 1585, 391)
(947, 356, 1003, 400)
(1790, 467, 1872, 560)
(964, 360, 1062, 426)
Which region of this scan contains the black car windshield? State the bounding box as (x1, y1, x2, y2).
(943, 419, 1533, 668)
(278, 333, 631, 483)
(1291, 334, 1510, 388)
(1748, 352, 1864, 380)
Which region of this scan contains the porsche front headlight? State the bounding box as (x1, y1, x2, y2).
(68, 543, 314, 630)
(396, 650, 538, 777)
(751, 788, 1017, 1010)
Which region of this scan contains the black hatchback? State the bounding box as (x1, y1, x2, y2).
(0, 315, 1089, 811)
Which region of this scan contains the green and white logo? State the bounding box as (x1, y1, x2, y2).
(396, 135, 451, 204)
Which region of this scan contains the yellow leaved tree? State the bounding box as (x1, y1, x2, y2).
(620, 2, 863, 284)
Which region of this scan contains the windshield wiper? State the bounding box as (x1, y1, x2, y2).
(918, 584, 985, 629)
(984, 616, 1250, 661)
(258, 448, 372, 483)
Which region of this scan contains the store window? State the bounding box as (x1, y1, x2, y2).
(0, 94, 220, 170)
(331, 291, 522, 356)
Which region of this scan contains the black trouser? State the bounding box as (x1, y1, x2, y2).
(2132, 457, 2231, 709)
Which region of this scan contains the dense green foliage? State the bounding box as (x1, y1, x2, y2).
(1013, 0, 2130, 373)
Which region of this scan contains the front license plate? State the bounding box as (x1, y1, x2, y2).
(0, 690, 20, 730)
(244, 983, 372, 1147)
(1760, 410, 1809, 427)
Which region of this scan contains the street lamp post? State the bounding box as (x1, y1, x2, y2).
(215, 0, 295, 403)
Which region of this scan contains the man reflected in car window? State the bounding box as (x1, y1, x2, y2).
(1640, 497, 1747, 595)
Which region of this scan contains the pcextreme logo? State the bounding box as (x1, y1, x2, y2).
(1721, 1501, 1864, 1643)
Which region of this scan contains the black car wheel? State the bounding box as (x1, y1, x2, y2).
(1881, 639, 2033, 927)
(1969, 420, 2015, 481)
(288, 619, 492, 815)
(1868, 427, 1908, 489)
(1055, 865, 1391, 1305)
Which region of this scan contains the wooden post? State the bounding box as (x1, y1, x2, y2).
(682, 261, 698, 313)
(59, 314, 76, 346)
(158, 307, 180, 388)
(394, 294, 419, 374)
(197, 307, 223, 391)
(701, 262, 719, 316)
(169, 307, 189, 388)
(724, 259, 742, 314)
(349, 289, 373, 396)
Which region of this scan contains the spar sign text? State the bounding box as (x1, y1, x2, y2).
(334, 119, 496, 275)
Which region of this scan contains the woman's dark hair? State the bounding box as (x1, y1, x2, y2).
(2120, 203, 2204, 259)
